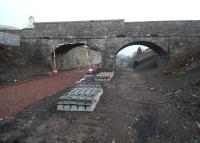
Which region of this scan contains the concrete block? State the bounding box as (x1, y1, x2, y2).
(78, 106, 86, 112)
(64, 105, 71, 111)
(57, 105, 64, 111)
(71, 105, 78, 111)
(86, 106, 92, 112)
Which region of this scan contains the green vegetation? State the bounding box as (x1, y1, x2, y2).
(166, 58, 200, 76)
(195, 83, 200, 97)
(136, 46, 143, 56)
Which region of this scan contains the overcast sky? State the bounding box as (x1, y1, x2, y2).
(0, 0, 200, 28)
(118, 45, 148, 57)
(1, 0, 199, 56)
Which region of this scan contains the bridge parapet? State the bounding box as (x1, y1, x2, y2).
(124, 20, 200, 37)
(21, 20, 124, 39)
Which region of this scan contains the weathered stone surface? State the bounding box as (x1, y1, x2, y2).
(21, 20, 124, 39)
(56, 46, 102, 70)
(18, 19, 200, 69)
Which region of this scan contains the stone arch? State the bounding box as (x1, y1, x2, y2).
(53, 42, 102, 56)
(115, 41, 167, 57)
(114, 41, 168, 69)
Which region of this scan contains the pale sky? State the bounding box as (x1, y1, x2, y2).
(118, 45, 148, 57)
(0, 0, 200, 28)
(1, 0, 199, 56)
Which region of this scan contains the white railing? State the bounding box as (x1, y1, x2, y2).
(0, 32, 20, 46)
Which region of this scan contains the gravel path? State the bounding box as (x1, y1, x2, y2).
(0, 69, 86, 118)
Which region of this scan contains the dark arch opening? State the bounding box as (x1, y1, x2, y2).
(51, 42, 102, 71)
(116, 41, 167, 57)
(53, 42, 102, 56)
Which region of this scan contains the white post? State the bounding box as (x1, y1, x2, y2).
(86, 46, 91, 66)
(53, 48, 56, 69)
(0, 32, 2, 44)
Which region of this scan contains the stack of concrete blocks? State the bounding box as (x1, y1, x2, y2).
(57, 83, 103, 112)
(94, 72, 114, 81)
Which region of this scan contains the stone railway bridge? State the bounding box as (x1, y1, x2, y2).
(18, 19, 200, 70)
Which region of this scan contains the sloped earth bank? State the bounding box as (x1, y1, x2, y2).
(0, 68, 200, 143)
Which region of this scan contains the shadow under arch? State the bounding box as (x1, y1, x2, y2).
(50, 42, 102, 70)
(116, 41, 167, 57)
(53, 42, 102, 56)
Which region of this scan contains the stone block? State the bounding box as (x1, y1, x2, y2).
(71, 105, 78, 111)
(63, 105, 71, 111)
(57, 105, 64, 111)
(78, 106, 86, 112)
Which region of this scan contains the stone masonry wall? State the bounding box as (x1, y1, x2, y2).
(20, 20, 124, 39)
(19, 19, 200, 70)
(56, 47, 102, 70)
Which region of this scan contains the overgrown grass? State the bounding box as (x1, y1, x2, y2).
(163, 55, 200, 76)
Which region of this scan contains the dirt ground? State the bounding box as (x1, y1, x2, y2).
(0, 67, 200, 143)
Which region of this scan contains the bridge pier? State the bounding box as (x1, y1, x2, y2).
(102, 54, 115, 71)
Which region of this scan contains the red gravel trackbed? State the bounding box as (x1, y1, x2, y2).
(0, 69, 86, 118)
